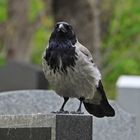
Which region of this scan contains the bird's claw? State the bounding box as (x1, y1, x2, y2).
(70, 111, 84, 114)
(51, 110, 69, 114)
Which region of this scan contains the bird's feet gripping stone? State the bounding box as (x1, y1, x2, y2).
(70, 110, 84, 114)
(51, 109, 69, 114)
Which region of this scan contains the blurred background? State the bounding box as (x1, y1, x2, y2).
(0, 0, 140, 99)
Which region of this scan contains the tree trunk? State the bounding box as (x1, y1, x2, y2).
(5, 0, 31, 62)
(100, 0, 115, 39)
(3, 0, 47, 63)
(92, 0, 101, 66)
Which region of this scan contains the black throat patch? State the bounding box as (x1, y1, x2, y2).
(44, 40, 77, 74)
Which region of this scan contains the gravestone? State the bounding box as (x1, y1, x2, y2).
(0, 128, 51, 140)
(93, 101, 137, 140)
(117, 75, 140, 140)
(0, 62, 48, 92)
(0, 90, 137, 140)
(0, 114, 92, 140)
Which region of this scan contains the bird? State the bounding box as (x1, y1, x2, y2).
(42, 21, 115, 118)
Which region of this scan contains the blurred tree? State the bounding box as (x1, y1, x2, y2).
(0, 0, 47, 63)
(0, 0, 114, 65)
(101, 0, 140, 98)
(6, 0, 31, 62)
(100, 0, 115, 39)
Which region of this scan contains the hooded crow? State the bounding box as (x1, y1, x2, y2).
(42, 21, 115, 117)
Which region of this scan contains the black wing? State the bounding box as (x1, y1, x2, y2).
(83, 80, 115, 117)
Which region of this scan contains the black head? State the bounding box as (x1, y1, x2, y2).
(44, 22, 77, 74)
(50, 21, 76, 45)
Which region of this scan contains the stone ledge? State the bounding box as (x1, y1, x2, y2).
(0, 90, 137, 140)
(0, 114, 93, 140)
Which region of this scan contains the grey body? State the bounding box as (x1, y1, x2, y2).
(42, 41, 101, 103)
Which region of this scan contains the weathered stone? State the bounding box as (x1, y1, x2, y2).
(0, 128, 51, 140)
(0, 90, 137, 140)
(56, 115, 92, 140)
(117, 75, 140, 140)
(0, 114, 92, 140)
(93, 101, 137, 140)
(0, 62, 48, 92)
(0, 114, 55, 140)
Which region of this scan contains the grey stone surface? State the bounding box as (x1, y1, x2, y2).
(93, 102, 137, 140)
(0, 114, 55, 128)
(0, 62, 48, 92)
(0, 114, 92, 140)
(117, 75, 140, 140)
(0, 90, 81, 115)
(0, 114, 55, 140)
(56, 115, 92, 140)
(0, 128, 51, 140)
(0, 90, 137, 140)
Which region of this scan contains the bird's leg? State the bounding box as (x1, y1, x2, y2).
(59, 97, 69, 113)
(52, 97, 69, 114)
(71, 97, 84, 114)
(77, 97, 84, 113)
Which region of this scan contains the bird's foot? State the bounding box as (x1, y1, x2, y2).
(70, 110, 84, 114)
(51, 110, 69, 114)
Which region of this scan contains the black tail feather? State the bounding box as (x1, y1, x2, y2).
(83, 80, 115, 118)
(83, 101, 115, 118)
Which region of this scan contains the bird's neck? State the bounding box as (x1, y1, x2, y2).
(49, 31, 77, 45)
(44, 40, 77, 74)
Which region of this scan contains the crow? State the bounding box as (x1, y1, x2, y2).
(42, 21, 115, 117)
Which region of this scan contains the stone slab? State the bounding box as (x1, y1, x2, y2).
(117, 75, 140, 89)
(117, 75, 140, 140)
(0, 90, 137, 140)
(93, 101, 137, 140)
(0, 128, 51, 140)
(56, 115, 92, 140)
(0, 90, 81, 115)
(0, 62, 48, 92)
(0, 114, 92, 140)
(0, 114, 56, 140)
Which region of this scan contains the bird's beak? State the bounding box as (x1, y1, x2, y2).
(58, 24, 67, 33)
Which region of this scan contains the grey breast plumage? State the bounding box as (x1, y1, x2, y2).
(42, 41, 101, 101)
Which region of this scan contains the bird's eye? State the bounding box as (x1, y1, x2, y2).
(65, 25, 72, 31)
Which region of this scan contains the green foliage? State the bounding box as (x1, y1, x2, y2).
(29, 0, 44, 22)
(0, 0, 7, 21)
(0, 55, 6, 66)
(102, 0, 140, 99)
(31, 26, 52, 65)
(0, 0, 53, 66)
(29, 0, 53, 65)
